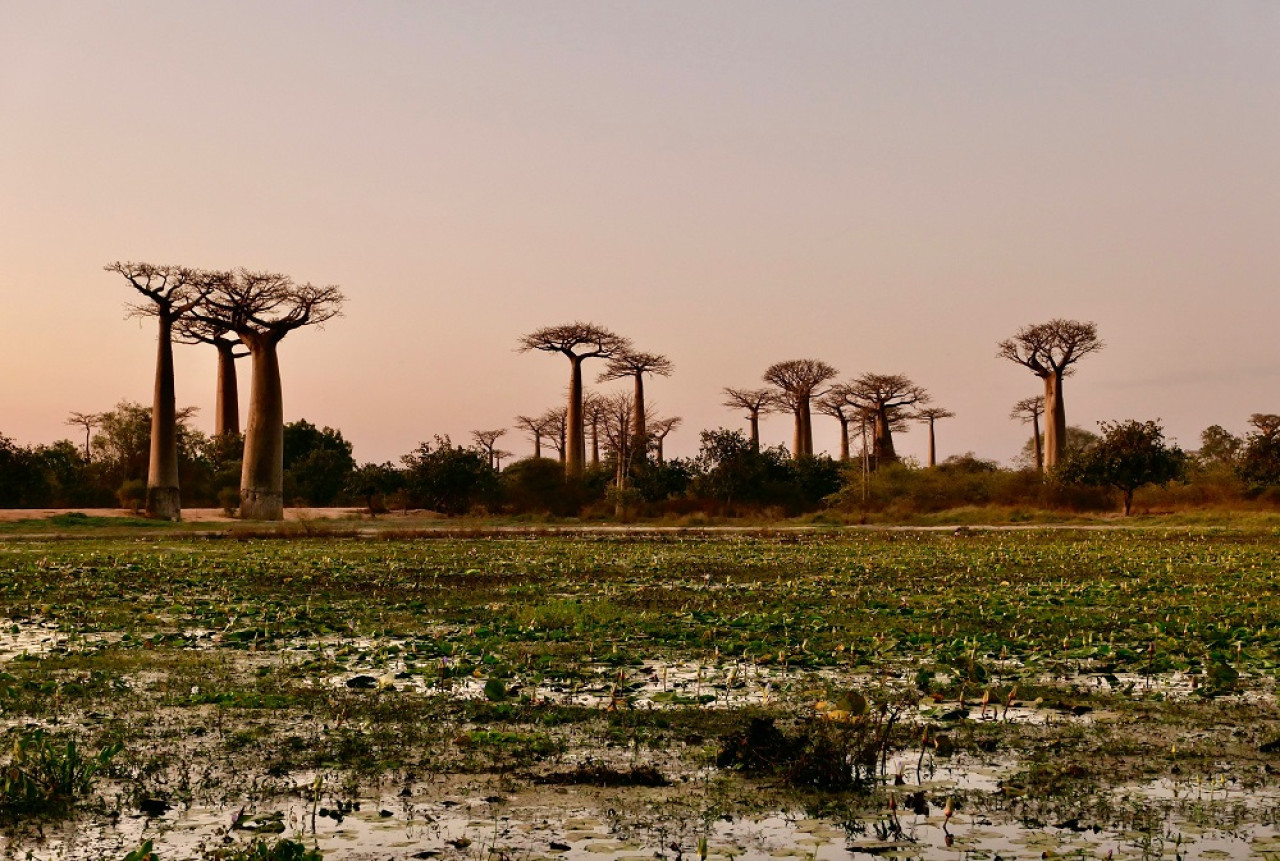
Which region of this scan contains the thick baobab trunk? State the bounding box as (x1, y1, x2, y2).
(873, 409, 898, 465)
(748, 414, 760, 453)
(566, 358, 585, 477)
(1031, 412, 1043, 472)
(146, 314, 182, 521)
(632, 374, 646, 457)
(798, 401, 808, 460)
(533, 435, 542, 459)
(591, 417, 600, 466)
(240, 336, 286, 520)
(1043, 373, 1066, 471)
(927, 419, 937, 468)
(656, 438, 665, 464)
(837, 417, 850, 461)
(214, 340, 241, 438)
(791, 409, 803, 459)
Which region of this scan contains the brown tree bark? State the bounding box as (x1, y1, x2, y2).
(239, 332, 286, 520)
(214, 338, 242, 438)
(1032, 412, 1043, 472)
(1044, 372, 1066, 472)
(146, 313, 182, 520)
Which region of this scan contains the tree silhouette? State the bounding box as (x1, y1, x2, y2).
(195, 270, 344, 520)
(815, 386, 855, 461)
(915, 407, 955, 467)
(107, 261, 212, 521)
(721, 388, 774, 453)
(762, 360, 838, 459)
(649, 415, 682, 464)
(998, 319, 1103, 471)
(540, 406, 569, 463)
(599, 392, 639, 488)
(175, 315, 249, 438)
(470, 429, 507, 469)
(518, 323, 631, 477)
(1010, 396, 1045, 472)
(65, 411, 100, 463)
(514, 413, 554, 460)
(598, 350, 673, 455)
(582, 392, 608, 466)
(845, 373, 928, 467)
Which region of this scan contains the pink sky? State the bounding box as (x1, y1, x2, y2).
(2, 2, 1277, 465)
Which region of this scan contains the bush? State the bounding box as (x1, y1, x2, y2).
(0, 731, 121, 817)
(117, 479, 146, 512)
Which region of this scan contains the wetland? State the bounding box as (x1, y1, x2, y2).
(3, 526, 1280, 859)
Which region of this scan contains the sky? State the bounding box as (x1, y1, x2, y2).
(2, 2, 1277, 466)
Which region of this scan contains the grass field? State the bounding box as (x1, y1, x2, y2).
(3, 525, 1280, 859)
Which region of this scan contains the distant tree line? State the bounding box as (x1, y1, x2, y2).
(4, 405, 1280, 518)
(10, 291, 1280, 518)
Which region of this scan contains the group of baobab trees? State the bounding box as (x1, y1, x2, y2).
(514, 318, 1102, 482)
(107, 261, 343, 521)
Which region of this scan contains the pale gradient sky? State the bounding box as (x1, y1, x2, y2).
(2, 2, 1277, 465)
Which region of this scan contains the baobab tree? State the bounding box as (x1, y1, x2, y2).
(107, 261, 212, 521)
(583, 392, 608, 466)
(65, 411, 100, 463)
(721, 388, 774, 453)
(815, 386, 856, 461)
(998, 319, 1103, 471)
(598, 350, 673, 454)
(518, 323, 631, 478)
(650, 416, 682, 464)
(845, 373, 929, 467)
(1010, 396, 1045, 472)
(515, 414, 554, 459)
(175, 315, 249, 438)
(762, 360, 838, 459)
(915, 407, 956, 467)
(195, 270, 344, 520)
(471, 429, 507, 469)
(599, 392, 639, 488)
(540, 406, 568, 463)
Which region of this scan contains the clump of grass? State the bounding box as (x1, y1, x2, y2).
(0, 730, 121, 817)
(122, 838, 323, 861)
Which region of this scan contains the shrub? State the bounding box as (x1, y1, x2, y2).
(117, 479, 146, 513)
(0, 731, 121, 817)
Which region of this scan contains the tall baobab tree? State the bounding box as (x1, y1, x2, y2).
(915, 407, 956, 467)
(583, 392, 608, 467)
(815, 386, 856, 461)
(599, 392, 638, 488)
(515, 414, 554, 459)
(649, 416, 682, 464)
(598, 350, 673, 454)
(998, 319, 1103, 471)
(195, 270, 344, 520)
(107, 261, 212, 521)
(540, 406, 568, 463)
(1010, 396, 1045, 472)
(175, 315, 249, 438)
(762, 360, 838, 459)
(518, 323, 631, 478)
(471, 429, 507, 469)
(845, 373, 929, 467)
(721, 388, 774, 453)
(65, 411, 100, 463)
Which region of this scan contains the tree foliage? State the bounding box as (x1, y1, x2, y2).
(1061, 420, 1187, 515)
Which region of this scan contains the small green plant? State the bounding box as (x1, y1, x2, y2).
(0, 730, 122, 816)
